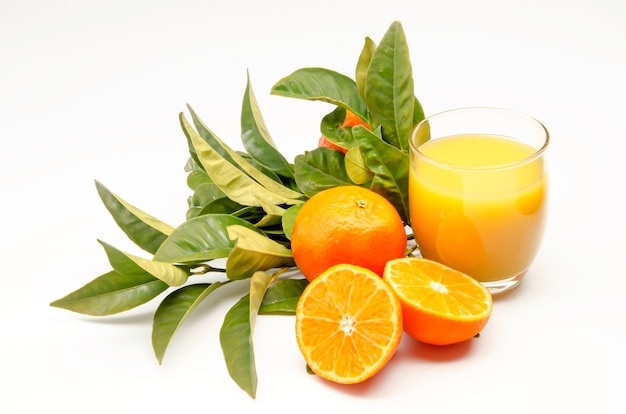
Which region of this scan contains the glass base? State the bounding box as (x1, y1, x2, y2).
(480, 270, 526, 295)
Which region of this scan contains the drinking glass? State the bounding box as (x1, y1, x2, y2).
(409, 107, 549, 294)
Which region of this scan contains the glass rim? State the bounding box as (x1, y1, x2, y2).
(410, 107, 550, 172)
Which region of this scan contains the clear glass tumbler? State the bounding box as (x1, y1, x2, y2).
(409, 107, 549, 294)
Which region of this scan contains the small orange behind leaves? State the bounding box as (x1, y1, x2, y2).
(317, 135, 348, 153)
(383, 257, 493, 346)
(341, 110, 369, 129)
(317, 110, 370, 154)
(295, 264, 403, 384)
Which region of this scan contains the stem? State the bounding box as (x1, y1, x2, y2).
(272, 267, 292, 278)
(190, 263, 227, 275)
(405, 244, 419, 256)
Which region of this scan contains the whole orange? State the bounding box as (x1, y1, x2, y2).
(291, 185, 407, 281)
(318, 110, 370, 154)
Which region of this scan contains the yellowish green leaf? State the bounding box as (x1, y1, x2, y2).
(225, 225, 294, 280)
(345, 147, 374, 184)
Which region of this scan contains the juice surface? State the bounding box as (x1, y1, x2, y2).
(410, 134, 547, 282)
(419, 133, 536, 166)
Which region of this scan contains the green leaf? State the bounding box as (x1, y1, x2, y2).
(186, 169, 213, 191)
(220, 293, 255, 398)
(152, 282, 225, 363)
(281, 204, 302, 241)
(95, 181, 174, 255)
(352, 125, 410, 223)
(185, 158, 213, 190)
(98, 240, 189, 287)
(188, 183, 227, 211)
(413, 96, 426, 127)
(225, 225, 294, 280)
(356, 36, 377, 101)
(181, 113, 303, 207)
(271, 67, 368, 121)
(241, 72, 294, 178)
(364, 21, 415, 152)
(220, 271, 278, 398)
(50, 270, 168, 316)
(195, 197, 245, 217)
(249, 270, 279, 332)
(154, 214, 260, 264)
(345, 146, 374, 185)
(187, 112, 300, 200)
(319, 106, 358, 151)
(238, 152, 283, 183)
(254, 194, 287, 228)
(185, 105, 237, 167)
(187, 108, 287, 188)
(293, 148, 352, 197)
(259, 278, 308, 314)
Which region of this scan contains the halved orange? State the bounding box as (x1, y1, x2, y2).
(295, 264, 403, 384)
(383, 257, 492, 346)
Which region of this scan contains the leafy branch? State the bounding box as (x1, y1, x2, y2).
(50, 20, 424, 399)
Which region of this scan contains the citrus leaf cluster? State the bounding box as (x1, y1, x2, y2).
(50, 20, 424, 399)
(274, 21, 425, 222)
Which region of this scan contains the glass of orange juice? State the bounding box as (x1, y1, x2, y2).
(409, 107, 549, 294)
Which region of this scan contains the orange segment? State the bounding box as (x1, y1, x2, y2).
(383, 257, 492, 345)
(295, 264, 403, 384)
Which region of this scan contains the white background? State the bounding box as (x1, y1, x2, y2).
(1, 0, 625, 412)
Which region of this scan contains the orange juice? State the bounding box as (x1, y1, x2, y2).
(409, 134, 547, 283)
